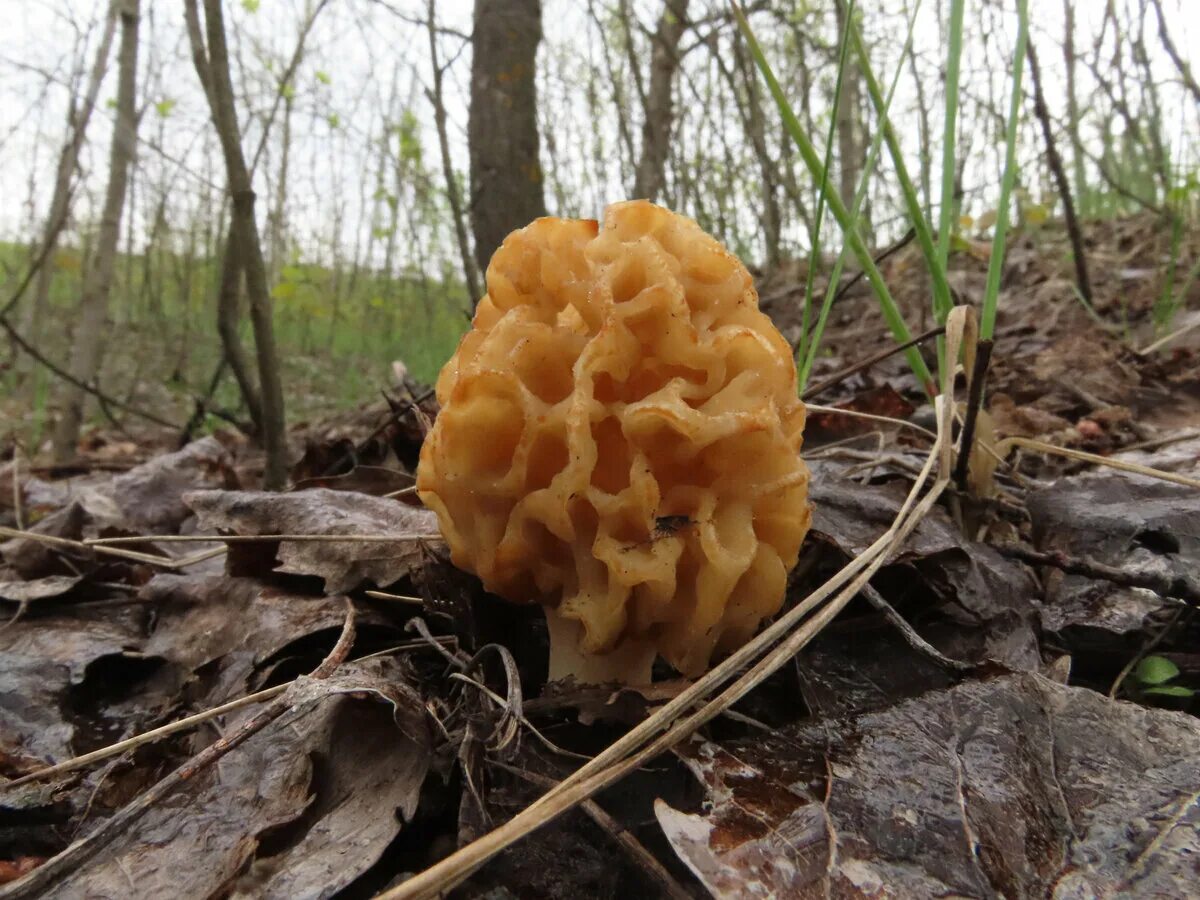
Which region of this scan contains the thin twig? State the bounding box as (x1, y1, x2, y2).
(0, 634, 456, 792)
(0, 526, 226, 570)
(996, 437, 1200, 490)
(11, 450, 24, 532)
(805, 403, 937, 442)
(85, 532, 442, 546)
(492, 762, 694, 900)
(994, 544, 1199, 606)
(0, 601, 356, 899)
(365, 590, 424, 605)
(321, 386, 436, 477)
(0, 684, 285, 791)
(952, 337, 993, 490)
(859, 583, 972, 671)
(802, 324, 944, 400)
(1109, 606, 1189, 699)
(0, 314, 179, 430)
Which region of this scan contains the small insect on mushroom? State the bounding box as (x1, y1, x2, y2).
(653, 515, 693, 537)
(417, 200, 812, 685)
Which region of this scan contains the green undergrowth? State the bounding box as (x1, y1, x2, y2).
(0, 240, 470, 447)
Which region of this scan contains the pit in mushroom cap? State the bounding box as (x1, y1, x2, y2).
(417, 200, 811, 683)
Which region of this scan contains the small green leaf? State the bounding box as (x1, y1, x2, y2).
(315, 70, 331, 85)
(105, 97, 118, 109)
(281, 83, 296, 101)
(241, 0, 260, 12)
(1136, 655, 1180, 686)
(154, 98, 176, 118)
(1144, 684, 1194, 698)
(271, 281, 297, 301)
(327, 113, 341, 129)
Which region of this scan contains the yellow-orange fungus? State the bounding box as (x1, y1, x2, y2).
(417, 201, 811, 679)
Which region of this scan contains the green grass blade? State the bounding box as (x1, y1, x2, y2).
(981, 0, 1030, 340)
(797, 0, 856, 367)
(849, 18, 952, 325)
(733, 2, 935, 397)
(799, 0, 923, 390)
(936, 0, 966, 272)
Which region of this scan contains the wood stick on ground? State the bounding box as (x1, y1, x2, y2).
(952, 337, 993, 490)
(0, 601, 356, 900)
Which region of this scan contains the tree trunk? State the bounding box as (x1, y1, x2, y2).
(19, 4, 118, 374)
(52, 0, 140, 463)
(186, 0, 289, 489)
(468, 0, 547, 285)
(633, 0, 690, 202)
(427, 0, 481, 305)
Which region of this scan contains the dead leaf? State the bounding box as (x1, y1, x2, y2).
(105, 436, 237, 533)
(0, 575, 82, 604)
(808, 462, 1041, 670)
(184, 488, 441, 592)
(1028, 460, 1200, 636)
(38, 658, 431, 900)
(658, 672, 1200, 898)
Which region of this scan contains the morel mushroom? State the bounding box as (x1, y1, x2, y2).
(417, 201, 811, 683)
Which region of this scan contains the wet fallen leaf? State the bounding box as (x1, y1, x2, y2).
(658, 672, 1200, 898)
(1028, 460, 1200, 636)
(808, 462, 1041, 670)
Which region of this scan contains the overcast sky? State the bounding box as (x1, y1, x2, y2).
(1, 0, 1197, 270)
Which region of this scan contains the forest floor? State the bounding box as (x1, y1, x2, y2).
(1, 212, 1199, 897)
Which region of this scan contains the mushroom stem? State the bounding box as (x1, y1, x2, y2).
(544, 605, 656, 685)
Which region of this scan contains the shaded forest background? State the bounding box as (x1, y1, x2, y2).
(1, 0, 1197, 485)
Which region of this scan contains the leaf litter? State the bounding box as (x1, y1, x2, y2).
(1, 214, 1200, 896)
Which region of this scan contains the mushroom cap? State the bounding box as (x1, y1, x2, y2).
(417, 201, 811, 676)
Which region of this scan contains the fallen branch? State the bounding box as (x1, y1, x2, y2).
(995, 544, 1200, 607)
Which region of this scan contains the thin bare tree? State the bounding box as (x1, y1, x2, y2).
(52, 0, 140, 462)
(17, 4, 118, 368)
(633, 0, 690, 202)
(426, 0, 481, 304)
(186, 0, 288, 488)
